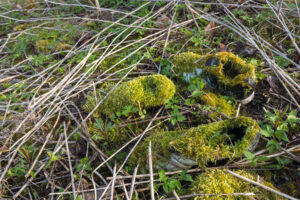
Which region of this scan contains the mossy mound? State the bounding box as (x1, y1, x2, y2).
(174, 52, 256, 102)
(35, 40, 72, 54)
(129, 129, 185, 170)
(190, 169, 284, 200)
(83, 74, 175, 116)
(172, 117, 259, 167)
(199, 91, 236, 117)
(129, 117, 259, 170)
(173, 52, 202, 73)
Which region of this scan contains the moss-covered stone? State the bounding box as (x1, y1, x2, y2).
(83, 74, 175, 116)
(190, 169, 284, 200)
(129, 117, 259, 170)
(199, 91, 236, 117)
(174, 52, 257, 102)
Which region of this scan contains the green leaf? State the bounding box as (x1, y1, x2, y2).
(256, 73, 266, 80)
(168, 179, 178, 191)
(275, 130, 289, 142)
(175, 180, 181, 190)
(30, 171, 35, 178)
(251, 160, 258, 167)
(260, 124, 274, 137)
(77, 163, 83, 172)
(176, 114, 186, 122)
(80, 157, 88, 164)
(85, 164, 92, 171)
(277, 122, 288, 132)
(265, 111, 279, 124)
(287, 110, 300, 124)
(170, 118, 176, 126)
(250, 58, 262, 67)
(191, 90, 202, 97)
(276, 157, 291, 165)
(163, 184, 169, 193)
(266, 139, 281, 153)
(256, 155, 270, 162)
(159, 170, 166, 182)
(154, 184, 159, 192)
(266, 164, 282, 169)
(0, 94, 7, 99)
(243, 151, 255, 160)
(182, 174, 193, 182)
(95, 118, 103, 130)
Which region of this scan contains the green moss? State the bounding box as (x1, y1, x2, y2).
(172, 117, 259, 167)
(174, 52, 257, 100)
(173, 52, 202, 73)
(278, 181, 300, 197)
(35, 40, 72, 54)
(128, 129, 185, 168)
(83, 74, 176, 116)
(200, 52, 256, 89)
(35, 40, 50, 54)
(199, 91, 236, 117)
(130, 117, 259, 169)
(190, 169, 284, 200)
(87, 119, 140, 149)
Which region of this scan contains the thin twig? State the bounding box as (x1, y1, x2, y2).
(226, 170, 298, 200)
(149, 141, 155, 200)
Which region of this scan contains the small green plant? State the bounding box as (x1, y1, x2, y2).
(76, 157, 92, 177)
(190, 29, 210, 47)
(165, 96, 186, 126)
(156, 169, 193, 194)
(188, 77, 204, 98)
(46, 151, 61, 168)
(116, 105, 140, 118)
(244, 109, 300, 168)
(274, 55, 290, 68)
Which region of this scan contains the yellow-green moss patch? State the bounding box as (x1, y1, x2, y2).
(35, 40, 72, 54)
(83, 74, 175, 116)
(174, 52, 257, 100)
(173, 52, 202, 73)
(190, 169, 284, 200)
(130, 117, 259, 169)
(128, 129, 185, 169)
(199, 91, 236, 117)
(172, 117, 259, 167)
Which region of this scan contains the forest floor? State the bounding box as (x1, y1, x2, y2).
(0, 0, 300, 199)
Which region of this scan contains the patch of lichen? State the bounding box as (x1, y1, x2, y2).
(190, 169, 284, 200)
(199, 91, 236, 117)
(130, 117, 259, 169)
(171, 117, 259, 167)
(173, 52, 202, 73)
(83, 74, 176, 116)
